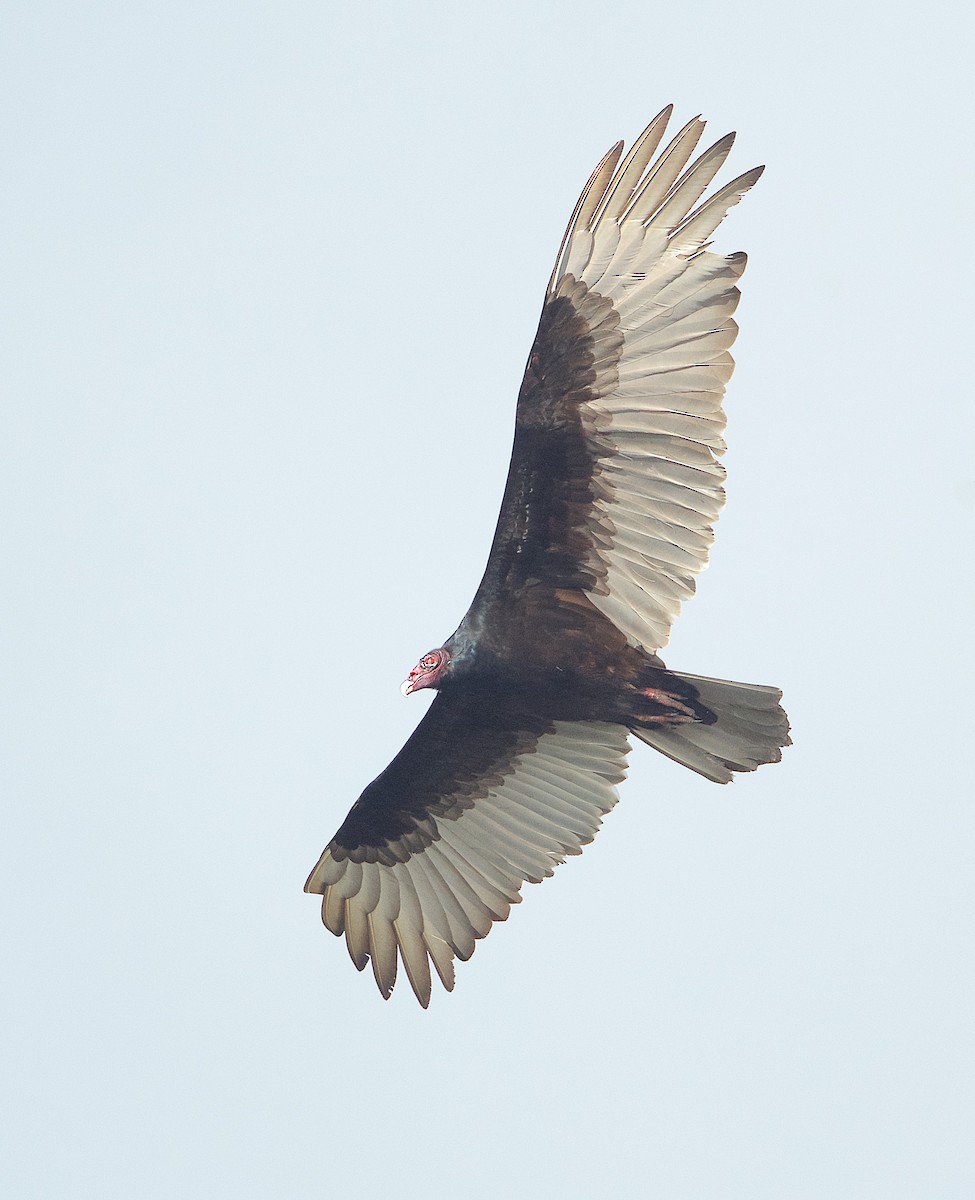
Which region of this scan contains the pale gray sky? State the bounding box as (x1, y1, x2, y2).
(3, 2, 973, 1197)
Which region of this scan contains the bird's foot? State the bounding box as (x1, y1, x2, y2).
(633, 687, 698, 726)
(640, 687, 697, 717)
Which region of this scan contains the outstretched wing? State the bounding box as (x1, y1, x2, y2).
(305, 693, 629, 1006)
(463, 106, 763, 655)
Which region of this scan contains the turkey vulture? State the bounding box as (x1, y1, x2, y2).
(306, 106, 790, 1006)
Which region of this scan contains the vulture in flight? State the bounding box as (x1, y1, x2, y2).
(306, 106, 790, 1006)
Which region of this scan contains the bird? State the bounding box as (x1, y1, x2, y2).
(306, 106, 790, 1006)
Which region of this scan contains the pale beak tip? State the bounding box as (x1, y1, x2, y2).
(400, 680, 414, 697)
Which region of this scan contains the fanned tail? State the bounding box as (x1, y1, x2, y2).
(632, 672, 790, 784)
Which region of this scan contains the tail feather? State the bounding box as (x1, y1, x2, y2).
(632, 671, 790, 784)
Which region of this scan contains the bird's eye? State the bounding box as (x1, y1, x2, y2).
(421, 654, 439, 669)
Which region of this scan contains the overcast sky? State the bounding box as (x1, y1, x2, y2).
(3, 2, 973, 1197)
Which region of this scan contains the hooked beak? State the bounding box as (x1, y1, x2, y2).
(400, 679, 415, 697)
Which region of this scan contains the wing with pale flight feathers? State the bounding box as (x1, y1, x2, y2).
(305, 693, 628, 1007)
(465, 105, 763, 654)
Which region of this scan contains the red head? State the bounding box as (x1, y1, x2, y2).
(401, 648, 451, 696)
